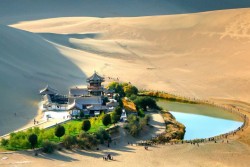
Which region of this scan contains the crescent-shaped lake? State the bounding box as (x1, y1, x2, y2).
(157, 99, 243, 140)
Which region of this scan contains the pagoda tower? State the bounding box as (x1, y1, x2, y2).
(86, 72, 104, 96)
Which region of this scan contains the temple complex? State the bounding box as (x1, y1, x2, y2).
(39, 72, 117, 117)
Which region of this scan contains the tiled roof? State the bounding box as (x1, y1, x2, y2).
(69, 88, 89, 96)
(40, 85, 57, 95)
(87, 72, 104, 82)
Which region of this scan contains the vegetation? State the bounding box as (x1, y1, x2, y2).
(110, 111, 120, 124)
(82, 119, 91, 132)
(28, 133, 38, 149)
(1, 116, 111, 151)
(107, 82, 125, 97)
(133, 96, 159, 111)
(102, 96, 110, 105)
(107, 82, 138, 98)
(1, 138, 9, 147)
(55, 125, 65, 140)
(62, 135, 77, 149)
(114, 106, 122, 116)
(122, 98, 137, 112)
(1, 81, 187, 151)
(41, 140, 57, 153)
(139, 91, 197, 104)
(77, 131, 99, 149)
(123, 83, 138, 97)
(125, 114, 150, 137)
(95, 128, 111, 144)
(155, 110, 186, 143)
(79, 111, 84, 118)
(102, 114, 111, 126)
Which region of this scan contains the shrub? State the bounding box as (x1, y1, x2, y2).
(144, 114, 151, 124)
(102, 114, 111, 126)
(114, 106, 122, 116)
(55, 125, 65, 140)
(42, 140, 57, 153)
(95, 128, 110, 144)
(126, 114, 149, 137)
(138, 109, 145, 117)
(63, 135, 77, 149)
(77, 132, 99, 149)
(102, 97, 109, 105)
(129, 124, 140, 137)
(1, 138, 9, 146)
(110, 112, 120, 124)
(129, 94, 137, 101)
(82, 120, 91, 132)
(28, 134, 38, 149)
(79, 111, 84, 118)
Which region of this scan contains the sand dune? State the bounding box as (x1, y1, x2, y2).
(1, 8, 250, 135)
(0, 1, 250, 166)
(1, 0, 250, 25)
(9, 8, 250, 103)
(0, 25, 86, 135)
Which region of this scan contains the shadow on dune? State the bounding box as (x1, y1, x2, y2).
(38, 32, 101, 50)
(38, 33, 131, 59)
(0, 25, 86, 136)
(1, 0, 250, 24)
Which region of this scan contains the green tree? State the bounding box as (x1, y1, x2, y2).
(1, 138, 9, 146)
(123, 84, 138, 97)
(138, 109, 145, 117)
(107, 82, 125, 97)
(134, 96, 158, 111)
(102, 97, 109, 105)
(82, 119, 91, 132)
(28, 133, 38, 149)
(110, 112, 120, 124)
(129, 94, 137, 101)
(102, 114, 111, 126)
(115, 106, 122, 116)
(55, 125, 65, 140)
(95, 128, 110, 144)
(79, 111, 84, 118)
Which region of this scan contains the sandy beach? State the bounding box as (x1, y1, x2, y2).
(1, 0, 250, 166)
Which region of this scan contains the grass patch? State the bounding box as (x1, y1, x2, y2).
(1, 115, 111, 150)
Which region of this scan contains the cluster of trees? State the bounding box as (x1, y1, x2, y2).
(0, 127, 56, 150)
(125, 114, 150, 137)
(107, 82, 138, 98)
(107, 82, 159, 111)
(63, 128, 110, 150)
(0, 114, 114, 151)
(133, 96, 159, 111)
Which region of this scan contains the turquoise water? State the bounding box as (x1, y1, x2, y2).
(157, 99, 243, 140)
(170, 111, 242, 140)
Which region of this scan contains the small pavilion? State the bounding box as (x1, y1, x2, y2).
(87, 72, 105, 96)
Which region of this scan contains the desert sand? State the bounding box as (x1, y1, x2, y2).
(1, 0, 250, 166)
